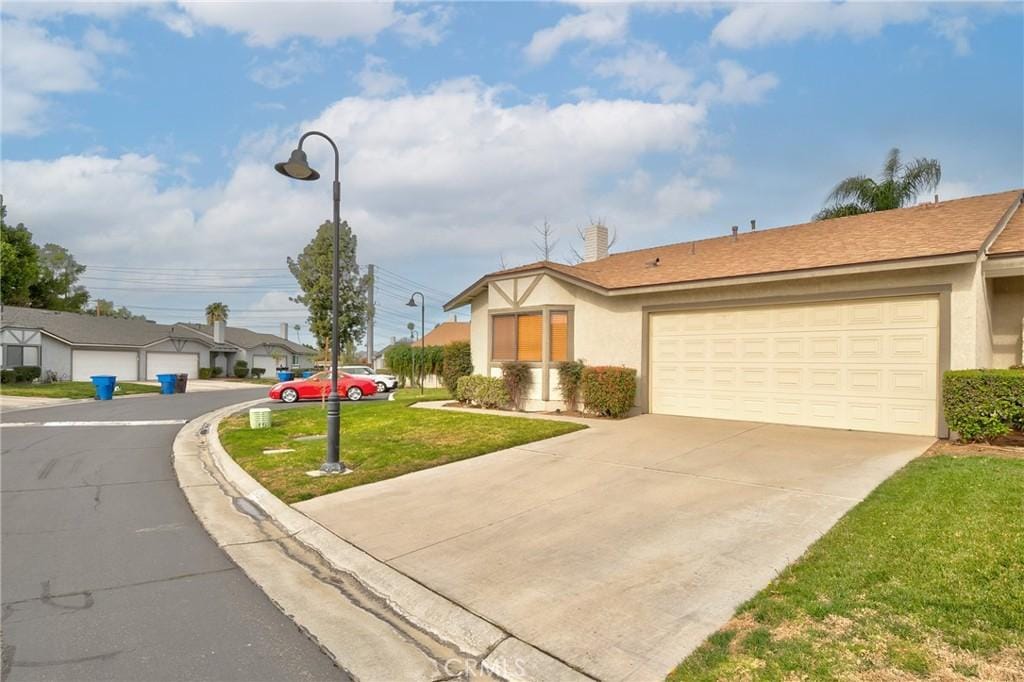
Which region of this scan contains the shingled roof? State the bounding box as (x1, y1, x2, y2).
(990, 203, 1024, 257)
(446, 189, 1023, 308)
(0, 306, 313, 354)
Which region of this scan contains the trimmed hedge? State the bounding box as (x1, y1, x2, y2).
(581, 366, 637, 418)
(455, 375, 484, 404)
(12, 365, 41, 383)
(557, 360, 585, 411)
(441, 341, 473, 393)
(199, 367, 213, 379)
(233, 360, 249, 379)
(211, 366, 224, 378)
(943, 369, 1024, 441)
(251, 367, 266, 379)
(1, 369, 14, 384)
(501, 362, 532, 410)
(454, 374, 509, 409)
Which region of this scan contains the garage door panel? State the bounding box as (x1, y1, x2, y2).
(72, 350, 139, 381)
(146, 352, 199, 379)
(649, 295, 939, 436)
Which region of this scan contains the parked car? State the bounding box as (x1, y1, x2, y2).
(341, 365, 399, 394)
(268, 371, 377, 403)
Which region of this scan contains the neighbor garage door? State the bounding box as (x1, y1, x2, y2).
(251, 355, 277, 376)
(72, 349, 139, 381)
(146, 352, 199, 379)
(648, 295, 939, 436)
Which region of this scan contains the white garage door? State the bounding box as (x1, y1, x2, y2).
(251, 355, 278, 375)
(72, 350, 139, 381)
(146, 352, 199, 379)
(648, 296, 939, 436)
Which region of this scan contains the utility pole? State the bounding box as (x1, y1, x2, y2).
(366, 264, 375, 369)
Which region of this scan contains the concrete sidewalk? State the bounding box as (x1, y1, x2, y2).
(297, 409, 934, 681)
(176, 400, 591, 682)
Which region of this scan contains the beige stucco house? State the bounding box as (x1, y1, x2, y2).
(444, 189, 1024, 437)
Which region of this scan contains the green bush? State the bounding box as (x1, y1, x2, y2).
(942, 369, 1024, 441)
(233, 360, 249, 379)
(13, 366, 41, 382)
(454, 374, 508, 408)
(251, 367, 266, 379)
(211, 366, 224, 378)
(199, 367, 212, 379)
(581, 366, 637, 418)
(557, 360, 586, 411)
(455, 375, 484, 404)
(384, 343, 444, 388)
(502, 362, 532, 410)
(441, 341, 473, 393)
(1, 369, 14, 384)
(476, 376, 510, 409)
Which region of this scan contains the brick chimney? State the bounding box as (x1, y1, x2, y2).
(213, 320, 225, 344)
(583, 224, 609, 262)
(280, 322, 288, 340)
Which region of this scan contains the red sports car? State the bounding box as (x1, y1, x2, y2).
(268, 372, 378, 403)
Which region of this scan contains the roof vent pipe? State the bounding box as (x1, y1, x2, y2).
(731, 225, 739, 240)
(750, 219, 756, 231)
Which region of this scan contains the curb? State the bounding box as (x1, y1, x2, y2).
(173, 399, 594, 682)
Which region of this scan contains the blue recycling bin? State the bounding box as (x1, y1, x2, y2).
(302, 370, 314, 378)
(90, 375, 117, 401)
(277, 371, 294, 381)
(156, 373, 177, 395)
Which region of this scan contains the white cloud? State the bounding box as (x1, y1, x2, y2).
(355, 55, 407, 97)
(249, 46, 322, 89)
(82, 26, 128, 55)
(594, 46, 777, 106)
(167, 1, 444, 48)
(710, 3, 929, 49)
(595, 43, 693, 102)
(932, 15, 973, 56)
(2, 79, 715, 280)
(697, 60, 779, 105)
(524, 5, 629, 65)
(1, 20, 101, 135)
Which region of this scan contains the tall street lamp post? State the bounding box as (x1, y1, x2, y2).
(275, 131, 345, 474)
(406, 291, 424, 395)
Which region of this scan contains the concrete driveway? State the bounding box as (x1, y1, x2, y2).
(296, 413, 934, 681)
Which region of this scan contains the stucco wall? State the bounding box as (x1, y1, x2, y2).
(41, 336, 72, 379)
(469, 261, 996, 411)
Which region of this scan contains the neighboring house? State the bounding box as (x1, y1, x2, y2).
(420, 319, 470, 347)
(371, 337, 412, 371)
(444, 189, 1024, 437)
(0, 307, 316, 381)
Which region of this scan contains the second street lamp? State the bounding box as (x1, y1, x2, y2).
(274, 131, 345, 474)
(406, 292, 424, 395)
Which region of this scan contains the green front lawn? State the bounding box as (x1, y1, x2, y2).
(669, 454, 1024, 681)
(0, 381, 161, 399)
(219, 388, 585, 503)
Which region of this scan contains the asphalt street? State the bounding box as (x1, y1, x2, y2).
(1, 389, 346, 681)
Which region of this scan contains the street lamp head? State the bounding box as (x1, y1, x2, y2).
(406, 295, 417, 307)
(274, 148, 320, 181)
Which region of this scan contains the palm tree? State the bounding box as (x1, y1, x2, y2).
(205, 301, 229, 325)
(293, 323, 301, 344)
(814, 148, 941, 221)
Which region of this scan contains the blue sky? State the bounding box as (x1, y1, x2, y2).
(2, 2, 1022, 346)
